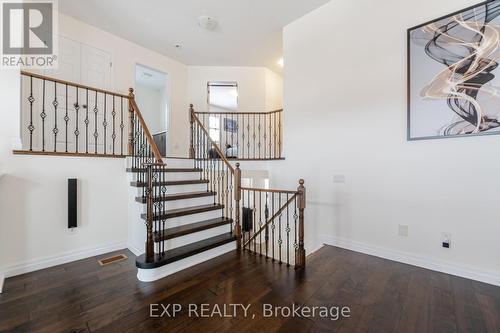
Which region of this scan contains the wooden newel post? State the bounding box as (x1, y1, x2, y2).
(145, 164, 155, 263)
(296, 179, 306, 269)
(128, 88, 135, 156)
(189, 104, 195, 159)
(234, 163, 242, 249)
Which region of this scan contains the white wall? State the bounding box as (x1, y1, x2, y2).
(135, 83, 164, 135)
(274, 0, 500, 285)
(187, 66, 283, 112)
(265, 68, 284, 111)
(0, 12, 189, 276)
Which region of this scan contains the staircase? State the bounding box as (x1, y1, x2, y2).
(127, 158, 237, 280)
(16, 72, 306, 282)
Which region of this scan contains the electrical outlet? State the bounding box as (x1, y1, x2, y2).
(398, 224, 409, 237)
(441, 232, 451, 248)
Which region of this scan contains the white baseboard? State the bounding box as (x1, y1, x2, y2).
(2, 240, 127, 279)
(320, 236, 500, 287)
(306, 241, 325, 256)
(137, 242, 236, 282)
(0, 273, 4, 293)
(127, 243, 144, 257)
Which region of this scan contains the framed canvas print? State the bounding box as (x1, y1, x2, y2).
(224, 117, 238, 133)
(408, 0, 500, 140)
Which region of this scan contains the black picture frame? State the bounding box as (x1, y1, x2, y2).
(407, 0, 500, 141)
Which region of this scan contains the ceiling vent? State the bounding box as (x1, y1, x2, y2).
(198, 16, 218, 31)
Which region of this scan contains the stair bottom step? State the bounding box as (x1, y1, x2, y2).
(136, 233, 236, 269)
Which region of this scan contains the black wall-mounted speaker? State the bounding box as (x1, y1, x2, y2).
(68, 179, 77, 228)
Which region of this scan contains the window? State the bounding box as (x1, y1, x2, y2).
(209, 115, 221, 143)
(207, 81, 238, 111)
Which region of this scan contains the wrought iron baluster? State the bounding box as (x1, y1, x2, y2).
(253, 114, 256, 159)
(278, 111, 282, 158)
(271, 192, 275, 261)
(278, 193, 282, 264)
(103, 93, 107, 155)
(74, 87, 80, 153)
(258, 114, 262, 159)
(64, 84, 68, 152)
(259, 191, 263, 256)
(94, 90, 98, 154)
(41, 79, 46, 152)
(28, 76, 34, 151)
(253, 190, 256, 253)
(120, 98, 124, 155)
(265, 192, 269, 258)
(52, 82, 59, 152)
(85, 89, 89, 153)
(269, 112, 273, 159)
(112, 95, 116, 154)
(286, 193, 290, 266)
(232, 114, 236, 155)
(264, 113, 267, 159)
(294, 196, 298, 264)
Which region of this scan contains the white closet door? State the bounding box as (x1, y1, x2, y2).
(80, 44, 112, 153)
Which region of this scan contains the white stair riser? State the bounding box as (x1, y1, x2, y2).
(165, 172, 202, 181)
(163, 158, 194, 168)
(130, 171, 202, 182)
(164, 210, 223, 227)
(162, 196, 215, 210)
(137, 242, 236, 282)
(136, 196, 216, 214)
(154, 227, 233, 253)
(133, 183, 208, 197)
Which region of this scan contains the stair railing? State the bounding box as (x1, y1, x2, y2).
(192, 106, 283, 160)
(190, 107, 242, 247)
(190, 105, 306, 268)
(17, 71, 131, 157)
(128, 89, 165, 264)
(239, 178, 306, 268)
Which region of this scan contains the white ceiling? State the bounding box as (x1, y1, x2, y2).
(59, 0, 331, 73)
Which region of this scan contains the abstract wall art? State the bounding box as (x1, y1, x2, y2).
(408, 0, 500, 140)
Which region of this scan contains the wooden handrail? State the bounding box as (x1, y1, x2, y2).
(21, 70, 129, 98)
(240, 186, 298, 195)
(194, 109, 283, 115)
(128, 93, 163, 164)
(191, 111, 235, 174)
(242, 192, 298, 248)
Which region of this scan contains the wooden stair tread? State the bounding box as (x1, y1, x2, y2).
(126, 167, 201, 173)
(130, 179, 209, 187)
(140, 204, 224, 220)
(135, 233, 236, 269)
(135, 191, 216, 203)
(153, 217, 233, 242)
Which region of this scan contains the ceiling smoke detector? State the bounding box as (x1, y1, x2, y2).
(198, 16, 218, 31)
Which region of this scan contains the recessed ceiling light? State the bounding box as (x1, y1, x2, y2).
(198, 16, 218, 31)
(277, 58, 284, 67)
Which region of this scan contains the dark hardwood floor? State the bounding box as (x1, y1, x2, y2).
(1, 246, 499, 333)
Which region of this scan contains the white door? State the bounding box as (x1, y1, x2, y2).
(80, 44, 112, 154)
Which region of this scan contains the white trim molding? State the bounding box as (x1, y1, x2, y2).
(137, 242, 236, 282)
(320, 236, 500, 287)
(0, 273, 4, 293)
(2, 240, 127, 279)
(127, 243, 144, 257)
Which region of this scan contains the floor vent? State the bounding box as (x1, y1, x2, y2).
(98, 254, 128, 266)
